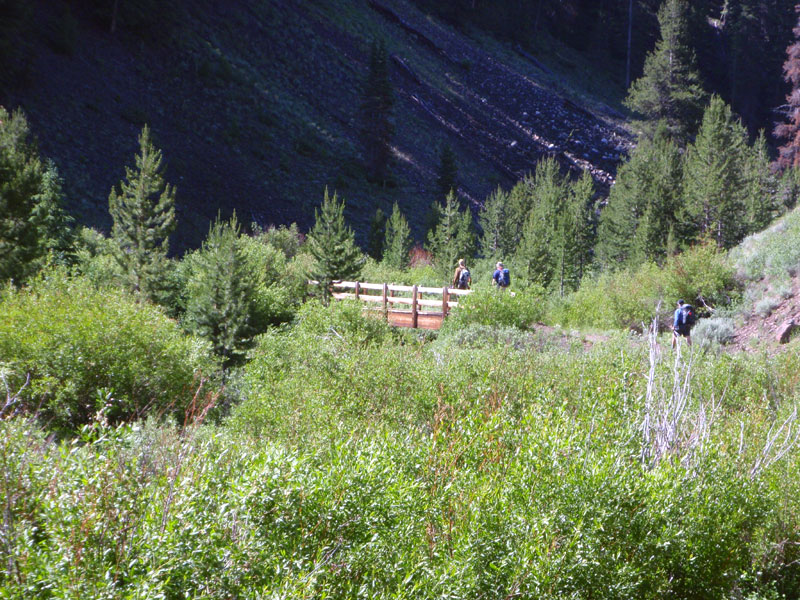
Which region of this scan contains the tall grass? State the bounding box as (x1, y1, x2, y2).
(731, 207, 800, 282)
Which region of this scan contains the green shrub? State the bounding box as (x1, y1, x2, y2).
(442, 285, 547, 332)
(293, 299, 395, 347)
(755, 297, 780, 317)
(434, 323, 577, 353)
(550, 243, 737, 330)
(663, 241, 737, 307)
(237, 234, 301, 325)
(3, 325, 800, 598)
(693, 317, 736, 347)
(0, 271, 217, 429)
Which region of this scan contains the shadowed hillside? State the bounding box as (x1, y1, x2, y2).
(3, 0, 632, 249)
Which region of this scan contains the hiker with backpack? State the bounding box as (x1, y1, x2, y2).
(672, 299, 696, 348)
(453, 258, 471, 290)
(492, 261, 510, 289)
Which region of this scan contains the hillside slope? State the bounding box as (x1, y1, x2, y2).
(727, 207, 800, 352)
(4, 0, 632, 248)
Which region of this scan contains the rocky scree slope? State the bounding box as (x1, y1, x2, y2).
(4, 0, 632, 248)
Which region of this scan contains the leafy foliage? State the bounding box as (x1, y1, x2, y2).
(441, 285, 547, 332)
(551, 242, 736, 330)
(4, 330, 800, 598)
(0, 271, 216, 430)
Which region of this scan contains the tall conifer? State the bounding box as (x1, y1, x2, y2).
(184, 213, 258, 368)
(514, 159, 563, 289)
(426, 190, 476, 279)
(358, 39, 394, 183)
(436, 142, 458, 199)
(383, 202, 412, 269)
(744, 131, 780, 233)
(307, 188, 363, 303)
(478, 186, 508, 259)
(504, 176, 535, 251)
(596, 123, 683, 268)
(0, 108, 69, 283)
(367, 208, 387, 260)
(108, 125, 176, 302)
(682, 96, 749, 248)
(625, 0, 705, 143)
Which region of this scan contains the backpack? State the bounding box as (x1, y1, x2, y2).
(679, 304, 696, 327)
(458, 268, 470, 289)
(498, 268, 510, 287)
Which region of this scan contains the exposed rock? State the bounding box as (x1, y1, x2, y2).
(777, 319, 797, 344)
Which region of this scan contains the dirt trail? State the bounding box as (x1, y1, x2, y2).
(730, 279, 800, 353)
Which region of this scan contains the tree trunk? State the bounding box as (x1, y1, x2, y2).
(110, 0, 119, 33)
(625, 0, 633, 88)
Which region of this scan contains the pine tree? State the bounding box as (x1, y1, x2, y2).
(478, 186, 508, 259)
(625, 0, 705, 143)
(358, 39, 394, 183)
(514, 159, 594, 294)
(436, 142, 458, 199)
(514, 159, 564, 289)
(775, 5, 800, 172)
(596, 123, 684, 268)
(564, 169, 596, 287)
(516, 200, 554, 288)
(184, 213, 258, 367)
(504, 176, 535, 251)
(383, 202, 412, 269)
(108, 125, 176, 302)
(0, 108, 70, 284)
(308, 188, 364, 303)
(426, 190, 476, 279)
(367, 208, 387, 260)
(682, 96, 749, 249)
(777, 165, 800, 211)
(744, 131, 780, 233)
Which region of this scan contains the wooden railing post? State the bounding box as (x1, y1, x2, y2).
(442, 286, 449, 318)
(411, 284, 418, 328)
(382, 283, 388, 321)
(354, 281, 360, 301)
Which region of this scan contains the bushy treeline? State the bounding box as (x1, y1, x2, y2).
(3, 304, 800, 598)
(0, 95, 785, 432)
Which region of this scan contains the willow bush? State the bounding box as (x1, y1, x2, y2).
(0, 270, 217, 430)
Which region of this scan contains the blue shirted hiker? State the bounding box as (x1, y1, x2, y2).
(672, 299, 696, 348)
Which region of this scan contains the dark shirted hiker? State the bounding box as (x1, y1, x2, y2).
(453, 258, 471, 290)
(672, 299, 696, 348)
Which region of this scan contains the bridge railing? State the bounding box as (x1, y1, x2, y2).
(312, 281, 472, 329)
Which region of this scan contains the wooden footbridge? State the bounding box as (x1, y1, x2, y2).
(326, 281, 472, 330)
